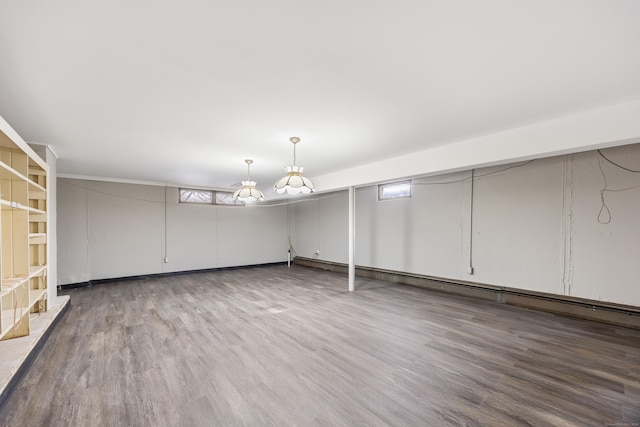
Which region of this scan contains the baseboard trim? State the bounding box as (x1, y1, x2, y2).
(59, 262, 288, 289)
(293, 257, 640, 330)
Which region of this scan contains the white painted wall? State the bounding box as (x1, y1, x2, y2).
(288, 193, 349, 263)
(57, 179, 288, 284)
(291, 144, 640, 307)
(471, 158, 565, 293)
(57, 180, 91, 283)
(569, 148, 640, 305)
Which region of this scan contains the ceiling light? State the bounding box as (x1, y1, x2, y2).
(232, 159, 265, 202)
(274, 136, 315, 195)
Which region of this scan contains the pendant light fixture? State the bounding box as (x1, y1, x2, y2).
(274, 136, 315, 195)
(233, 159, 265, 202)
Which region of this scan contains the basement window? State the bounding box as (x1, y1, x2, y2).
(179, 189, 244, 206)
(180, 188, 213, 204)
(378, 180, 412, 201)
(215, 191, 244, 206)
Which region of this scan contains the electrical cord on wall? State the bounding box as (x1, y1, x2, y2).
(596, 149, 640, 224)
(413, 159, 537, 186)
(598, 149, 640, 173)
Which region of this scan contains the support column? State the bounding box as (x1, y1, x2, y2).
(348, 186, 355, 292)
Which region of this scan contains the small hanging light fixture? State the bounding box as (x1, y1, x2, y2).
(274, 136, 315, 195)
(233, 159, 265, 202)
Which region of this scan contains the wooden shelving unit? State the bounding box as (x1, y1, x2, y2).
(0, 124, 48, 340)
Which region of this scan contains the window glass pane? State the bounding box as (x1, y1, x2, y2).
(378, 181, 411, 200)
(179, 189, 213, 204)
(215, 191, 244, 206)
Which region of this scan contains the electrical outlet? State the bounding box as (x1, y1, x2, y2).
(467, 266, 474, 274)
(314, 250, 320, 256)
(164, 257, 169, 263)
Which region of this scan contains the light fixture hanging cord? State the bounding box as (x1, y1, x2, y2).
(290, 136, 300, 165)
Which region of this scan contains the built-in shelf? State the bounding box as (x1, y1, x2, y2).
(0, 121, 48, 341)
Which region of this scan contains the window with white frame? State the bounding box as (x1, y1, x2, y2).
(378, 180, 411, 201)
(179, 189, 243, 206)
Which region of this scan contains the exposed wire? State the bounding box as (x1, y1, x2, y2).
(596, 150, 640, 224)
(597, 149, 640, 173)
(596, 155, 611, 224)
(60, 180, 167, 203)
(59, 178, 340, 208)
(413, 160, 537, 186)
(252, 193, 341, 208)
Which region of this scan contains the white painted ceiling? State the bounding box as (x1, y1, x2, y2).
(1, 1, 640, 199)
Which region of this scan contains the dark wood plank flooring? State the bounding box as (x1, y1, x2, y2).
(1, 265, 639, 426)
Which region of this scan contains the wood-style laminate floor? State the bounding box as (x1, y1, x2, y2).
(1, 265, 639, 426)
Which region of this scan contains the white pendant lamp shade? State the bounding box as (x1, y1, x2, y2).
(274, 165, 314, 194)
(274, 137, 315, 195)
(233, 159, 265, 202)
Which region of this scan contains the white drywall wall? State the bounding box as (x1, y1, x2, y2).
(86, 181, 165, 280)
(289, 197, 320, 259)
(471, 158, 565, 293)
(217, 203, 290, 266)
(353, 173, 470, 278)
(57, 179, 288, 284)
(165, 191, 219, 271)
(569, 148, 640, 304)
(58, 180, 91, 283)
(291, 144, 640, 307)
(288, 193, 349, 263)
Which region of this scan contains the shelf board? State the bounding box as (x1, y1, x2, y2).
(28, 182, 46, 194)
(0, 161, 46, 193)
(1, 276, 29, 293)
(29, 265, 47, 278)
(28, 233, 47, 245)
(1, 309, 14, 337)
(29, 289, 47, 310)
(28, 167, 46, 176)
(29, 188, 46, 199)
(0, 162, 26, 181)
(0, 199, 46, 215)
(0, 307, 29, 339)
(26, 206, 46, 215)
(28, 212, 47, 222)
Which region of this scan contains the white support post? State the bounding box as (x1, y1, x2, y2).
(348, 186, 355, 292)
